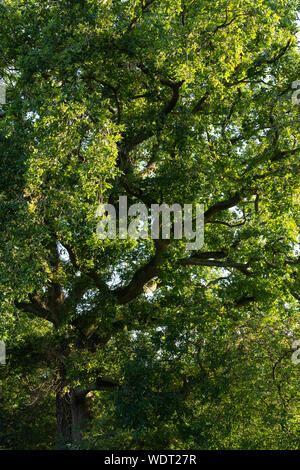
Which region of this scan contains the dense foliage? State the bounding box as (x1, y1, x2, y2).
(0, 0, 299, 449)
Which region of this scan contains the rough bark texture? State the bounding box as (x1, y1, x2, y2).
(56, 390, 72, 447)
(70, 390, 90, 442)
(56, 389, 90, 445)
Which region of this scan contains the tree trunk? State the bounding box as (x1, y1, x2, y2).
(70, 390, 90, 442)
(56, 389, 90, 446)
(55, 367, 117, 446)
(56, 389, 72, 447)
(56, 390, 90, 446)
(55, 362, 90, 447)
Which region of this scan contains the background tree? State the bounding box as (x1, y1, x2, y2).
(0, 0, 299, 448)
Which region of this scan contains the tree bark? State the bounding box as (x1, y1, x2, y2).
(56, 389, 72, 447)
(70, 390, 90, 442)
(55, 388, 90, 445)
(55, 368, 117, 446)
(55, 363, 89, 446)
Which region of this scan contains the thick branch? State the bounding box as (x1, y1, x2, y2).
(74, 377, 120, 398)
(118, 78, 183, 171)
(179, 257, 251, 275)
(204, 193, 243, 220)
(116, 240, 170, 304)
(14, 292, 58, 326)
